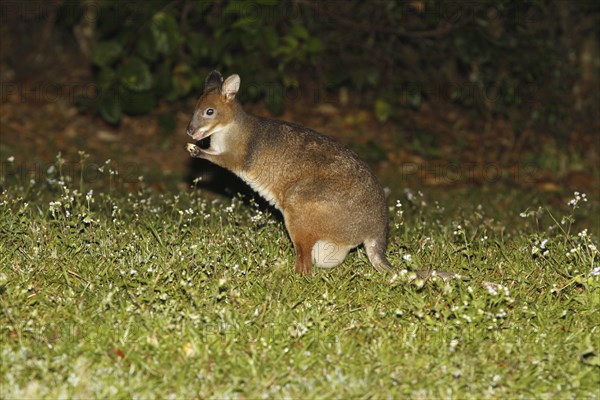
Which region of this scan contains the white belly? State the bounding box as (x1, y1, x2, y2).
(242, 176, 280, 209)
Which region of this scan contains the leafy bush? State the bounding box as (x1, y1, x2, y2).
(58, 0, 597, 138)
(74, 0, 323, 123)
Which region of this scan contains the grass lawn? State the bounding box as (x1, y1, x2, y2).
(1, 155, 599, 398)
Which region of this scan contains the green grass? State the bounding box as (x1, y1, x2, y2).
(1, 156, 599, 398)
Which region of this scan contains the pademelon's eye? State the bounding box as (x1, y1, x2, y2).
(205, 108, 215, 117)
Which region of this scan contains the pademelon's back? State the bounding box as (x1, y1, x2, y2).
(247, 116, 383, 191)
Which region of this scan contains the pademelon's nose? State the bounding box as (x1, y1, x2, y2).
(186, 124, 195, 136)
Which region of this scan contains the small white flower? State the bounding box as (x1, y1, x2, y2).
(484, 282, 498, 295)
(403, 254, 412, 262)
(449, 339, 459, 348)
(7, 156, 14, 163)
(453, 224, 464, 235)
(568, 192, 588, 207)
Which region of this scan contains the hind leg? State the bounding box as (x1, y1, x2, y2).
(292, 235, 315, 275)
(364, 237, 392, 272)
(312, 240, 352, 268)
(284, 216, 316, 275)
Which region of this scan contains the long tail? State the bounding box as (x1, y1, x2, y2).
(364, 237, 463, 281)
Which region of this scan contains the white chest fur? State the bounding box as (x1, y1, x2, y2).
(209, 125, 229, 155)
(241, 174, 280, 209)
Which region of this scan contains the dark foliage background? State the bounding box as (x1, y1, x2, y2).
(3, 0, 598, 133)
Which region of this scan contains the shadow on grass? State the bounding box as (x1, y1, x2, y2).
(186, 156, 282, 223)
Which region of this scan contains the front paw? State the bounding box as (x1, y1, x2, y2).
(185, 143, 202, 158)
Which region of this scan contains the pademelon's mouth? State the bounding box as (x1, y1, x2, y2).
(191, 129, 212, 141)
(195, 132, 212, 150)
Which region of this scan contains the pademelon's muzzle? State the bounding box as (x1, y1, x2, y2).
(186, 124, 211, 141)
(186, 124, 195, 137)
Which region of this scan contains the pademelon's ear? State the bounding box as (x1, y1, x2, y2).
(222, 74, 240, 102)
(204, 71, 223, 93)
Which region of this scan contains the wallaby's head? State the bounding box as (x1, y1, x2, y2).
(186, 71, 241, 141)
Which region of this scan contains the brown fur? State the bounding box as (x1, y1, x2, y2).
(185, 71, 395, 275)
